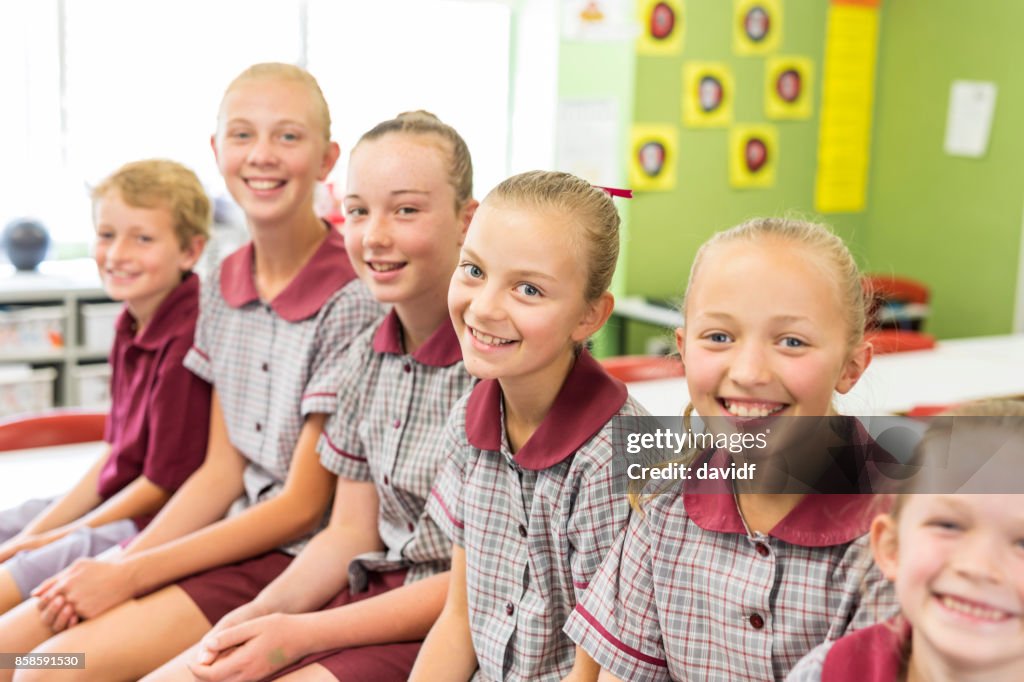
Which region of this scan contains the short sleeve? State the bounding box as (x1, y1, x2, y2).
(317, 331, 376, 480)
(425, 401, 470, 548)
(142, 338, 212, 492)
(567, 457, 632, 600)
(564, 509, 671, 681)
(183, 275, 218, 383)
(300, 279, 381, 417)
(785, 641, 831, 682)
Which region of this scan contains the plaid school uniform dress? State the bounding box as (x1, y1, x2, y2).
(184, 226, 381, 555)
(317, 310, 475, 589)
(564, 484, 898, 681)
(428, 351, 649, 682)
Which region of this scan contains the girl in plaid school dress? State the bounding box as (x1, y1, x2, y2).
(413, 171, 649, 681)
(564, 218, 898, 681)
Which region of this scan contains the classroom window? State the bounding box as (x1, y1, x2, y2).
(0, 0, 511, 252)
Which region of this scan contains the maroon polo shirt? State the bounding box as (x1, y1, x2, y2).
(98, 272, 212, 528)
(821, 618, 909, 681)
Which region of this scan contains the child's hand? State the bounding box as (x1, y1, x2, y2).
(34, 592, 80, 633)
(30, 556, 134, 620)
(195, 601, 273, 665)
(190, 613, 307, 682)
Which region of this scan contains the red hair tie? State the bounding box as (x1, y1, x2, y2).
(594, 185, 633, 199)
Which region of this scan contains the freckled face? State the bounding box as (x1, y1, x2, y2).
(342, 133, 470, 311)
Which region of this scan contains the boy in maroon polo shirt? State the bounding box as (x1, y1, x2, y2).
(0, 159, 212, 618)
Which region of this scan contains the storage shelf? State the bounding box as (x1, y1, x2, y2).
(1, 260, 113, 409)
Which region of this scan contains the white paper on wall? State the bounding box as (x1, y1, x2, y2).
(944, 80, 997, 158)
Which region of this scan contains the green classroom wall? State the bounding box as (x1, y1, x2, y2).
(566, 0, 1024, 352)
(557, 38, 637, 356)
(865, 0, 1024, 339)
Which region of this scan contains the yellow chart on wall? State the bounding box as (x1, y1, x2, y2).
(629, 124, 678, 191)
(637, 0, 684, 56)
(729, 125, 777, 188)
(815, 0, 880, 213)
(682, 62, 734, 128)
(765, 56, 813, 119)
(733, 0, 781, 56)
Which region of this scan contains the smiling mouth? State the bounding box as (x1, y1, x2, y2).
(245, 179, 286, 190)
(368, 262, 405, 273)
(469, 326, 516, 347)
(719, 398, 787, 418)
(937, 594, 1015, 622)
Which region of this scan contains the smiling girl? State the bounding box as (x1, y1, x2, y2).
(411, 171, 648, 681)
(565, 217, 897, 681)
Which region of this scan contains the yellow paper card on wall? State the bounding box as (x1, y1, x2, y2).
(815, 0, 879, 213)
(682, 62, 734, 128)
(733, 0, 781, 55)
(629, 124, 678, 191)
(729, 125, 777, 188)
(637, 0, 684, 56)
(765, 56, 813, 119)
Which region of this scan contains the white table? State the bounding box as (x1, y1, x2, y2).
(627, 334, 1024, 416)
(0, 442, 102, 508)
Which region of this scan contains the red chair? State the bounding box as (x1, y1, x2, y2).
(865, 329, 937, 355)
(863, 274, 931, 331)
(0, 409, 106, 452)
(905, 404, 957, 418)
(600, 355, 684, 382)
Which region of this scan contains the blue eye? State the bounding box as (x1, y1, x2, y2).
(516, 283, 541, 297)
(462, 263, 483, 279)
(782, 337, 805, 348)
(281, 132, 299, 142)
(708, 332, 731, 343)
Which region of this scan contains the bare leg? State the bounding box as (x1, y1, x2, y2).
(0, 599, 57, 682)
(0, 569, 24, 615)
(275, 664, 336, 682)
(140, 643, 202, 682)
(12, 585, 210, 682)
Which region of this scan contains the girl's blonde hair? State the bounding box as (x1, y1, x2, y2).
(354, 111, 473, 210)
(485, 170, 620, 303)
(218, 62, 332, 141)
(92, 159, 211, 249)
(683, 216, 869, 349)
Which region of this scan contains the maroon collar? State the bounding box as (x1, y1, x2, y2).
(116, 272, 199, 351)
(371, 309, 463, 367)
(219, 223, 357, 322)
(465, 351, 628, 471)
(822, 619, 909, 682)
(684, 450, 879, 546)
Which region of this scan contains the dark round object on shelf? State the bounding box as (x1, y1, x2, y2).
(2, 218, 51, 271)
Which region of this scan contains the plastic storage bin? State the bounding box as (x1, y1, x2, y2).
(0, 365, 57, 417)
(81, 302, 123, 352)
(73, 363, 112, 410)
(0, 306, 65, 351)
